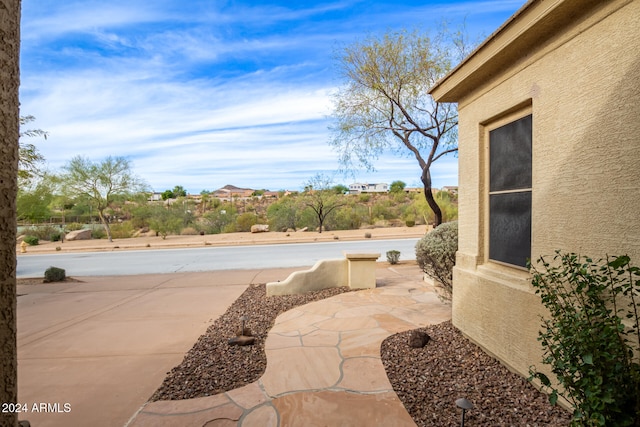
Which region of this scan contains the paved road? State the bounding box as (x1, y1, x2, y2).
(16, 238, 420, 278)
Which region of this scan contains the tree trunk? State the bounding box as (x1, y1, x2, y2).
(98, 209, 113, 242)
(421, 166, 443, 227)
(0, 2, 21, 426)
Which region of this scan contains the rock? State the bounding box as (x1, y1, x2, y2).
(298, 227, 308, 232)
(251, 224, 269, 233)
(409, 330, 430, 348)
(65, 229, 92, 241)
(228, 335, 255, 346)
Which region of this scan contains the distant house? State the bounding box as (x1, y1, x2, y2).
(348, 183, 389, 194)
(262, 191, 280, 199)
(403, 187, 423, 195)
(148, 192, 163, 202)
(213, 185, 255, 201)
(441, 186, 458, 195)
(430, 0, 640, 381)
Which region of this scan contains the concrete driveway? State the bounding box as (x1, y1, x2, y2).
(16, 268, 299, 427)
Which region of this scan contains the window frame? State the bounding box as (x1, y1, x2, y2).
(482, 106, 533, 271)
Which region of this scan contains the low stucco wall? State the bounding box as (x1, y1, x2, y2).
(266, 253, 380, 296)
(266, 259, 347, 296)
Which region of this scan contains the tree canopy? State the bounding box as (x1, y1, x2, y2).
(61, 156, 146, 241)
(329, 28, 466, 226)
(302, 174, 346, 233)
(19, 115, 48, 184)
(390, 180, 407, 194)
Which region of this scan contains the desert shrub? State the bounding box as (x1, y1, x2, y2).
(223, 222, 238, 234)
(148, 205, 184, 239)
(386, 250, 401, 265)
(109, 222, 134, 239)
(65, 222, 85, 231)
(415, 221, 458, 298)
(44, 266, 66, 283)
(236, 213, 258, 232)
(50, 231, 62, 242)
(180, 227, 199, 235)
(22, 225, 60, 241)
(371, 198, 395, 221)
(267, 196, 299, 232)
(529, 252, 640, 426)
(91, 227, 106, 239)
(23, 235, 39, 246)
(328, 203, 366, 231)
(412, 193, 458, 225)
(405, 219, 415, 227)
(201, 205, 237, 234)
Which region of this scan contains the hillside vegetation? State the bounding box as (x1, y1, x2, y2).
(19, 190, 457, 240)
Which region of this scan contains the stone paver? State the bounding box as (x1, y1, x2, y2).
(127, 263, 452, 426)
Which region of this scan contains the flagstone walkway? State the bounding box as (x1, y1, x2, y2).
(127, 266, 451, 426)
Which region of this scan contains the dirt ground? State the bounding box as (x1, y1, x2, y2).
(17, 225, 429, 255)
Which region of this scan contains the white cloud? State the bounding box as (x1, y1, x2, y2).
(20, 0, 527, 194)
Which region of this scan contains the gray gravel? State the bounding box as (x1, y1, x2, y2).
(151, 284, 572, 426)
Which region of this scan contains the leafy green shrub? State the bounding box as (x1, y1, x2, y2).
(529, 252, 640, 426)
(65, 222, 85, 231)
(50, 231, 62, 242)
(386, 250, 400, 265)
(44, 266, 66, 283)
(415, 221, 458, 298)
(405, 219, 415, 227)
(23, 235, 39, 246)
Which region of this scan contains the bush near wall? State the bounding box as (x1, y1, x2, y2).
(415, 221, 458, 299)
(529, 253, 640, 426)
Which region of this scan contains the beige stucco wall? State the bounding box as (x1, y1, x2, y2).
(451, 0, 640, 378)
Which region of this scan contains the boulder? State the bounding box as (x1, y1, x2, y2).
(251, 224, 269, 233)
(65, 229, 92, 241)
(409, 330, 431, 348)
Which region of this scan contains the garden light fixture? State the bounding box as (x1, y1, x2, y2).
(455, 397, 474, 427)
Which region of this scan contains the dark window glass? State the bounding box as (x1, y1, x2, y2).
(489, 115, 532, 192)
(489, 114, 532, 267)
(489, 192, 532, 267)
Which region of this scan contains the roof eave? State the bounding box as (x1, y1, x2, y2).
(429, 0, 604, 102)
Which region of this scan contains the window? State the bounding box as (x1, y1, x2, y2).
(488, 114, 532, 268)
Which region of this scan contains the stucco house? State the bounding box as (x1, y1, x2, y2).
(213, 184, 255, 201)
(348, 183, 389, 194)
(430, 0, 639, 380)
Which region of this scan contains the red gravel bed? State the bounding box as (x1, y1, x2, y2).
(380, 321, 572, 426)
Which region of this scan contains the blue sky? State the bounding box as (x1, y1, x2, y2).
(20, 0, 525, 194)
